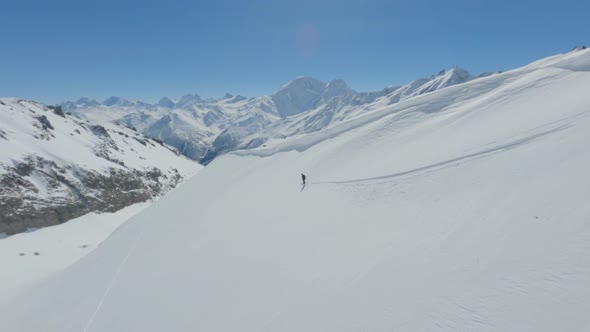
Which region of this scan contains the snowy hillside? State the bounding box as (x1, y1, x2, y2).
(0, 202, 149, 296)
(64, 67, 477, 163)
(2, 48, 590, 331)
(0, 99, 200, 234)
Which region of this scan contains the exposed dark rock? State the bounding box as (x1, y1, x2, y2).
(14, 159, 35, 176)
(36, 115, 54, 130)
(89, 125, 110, 138)
(47, 105, 65, 117)
(151, 137, 165, 146)
(133, 137, 148, 146)
(0, 156, 185, 235)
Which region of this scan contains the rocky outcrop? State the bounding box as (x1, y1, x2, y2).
(0, 156, 182, 234)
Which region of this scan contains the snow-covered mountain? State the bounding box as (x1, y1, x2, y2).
(63, 67, 478, 164)
(235, 67, 479, 148)
(3, 48, 590, 331)
(0, 98, 201, 235)
(271, 76, 330, 117)
(63, 94, 281, 164)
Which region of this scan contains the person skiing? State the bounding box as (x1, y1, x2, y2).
(301, 173, 306, 185)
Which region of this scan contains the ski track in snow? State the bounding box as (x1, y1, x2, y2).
(83, 227, 145, 332)
(0, 202, 151, 296)
(310, 120, 577, 186)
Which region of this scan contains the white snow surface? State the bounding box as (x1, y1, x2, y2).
(0, 202, 149, 296)
(2, 49, 590, 331)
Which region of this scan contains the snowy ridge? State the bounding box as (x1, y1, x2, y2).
(236, 49, 590, 157)
(232, 68, 479, 149)
(2, 49, 590, 331)
(0, 99, 201, 234)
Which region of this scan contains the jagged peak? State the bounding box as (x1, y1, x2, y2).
(322, 78, 352, 101)
(439, 66, 474, 82)
(102, 96, 132, 107)
(230, 95, 248, 103)
(157, 97, 175, 108)
(75, 97, 100, 105)
(176, 93, 202, 106)
(103, 96, 121, 104)
(271, 77, 328, 117)
(275, 76, 327, 93)
(445, 66, 470, 75)
(327, 78, 348, 89)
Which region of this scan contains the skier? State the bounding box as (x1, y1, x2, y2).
(301, 173, 306, 185)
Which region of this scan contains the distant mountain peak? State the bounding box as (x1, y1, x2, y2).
(102, 96, 132, 107)
(74, 97, 100, 107)
(76, 97, 97, 103)
(327, 78, 348, 89)
(103, 96, 121, 105)
(157, 97, 175, 108)
(448, 66, 470, 74)
(176, 94, 202, 107)
(437, 66, 470, 77)
(229, 95, 248, 103)
(278, 76, 326, 91)
(272, 77, 328, 117)
(430, 67, 474, 87)
(322, 79, 352, 102)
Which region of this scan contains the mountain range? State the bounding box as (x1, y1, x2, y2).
(63, 67, 486, 164)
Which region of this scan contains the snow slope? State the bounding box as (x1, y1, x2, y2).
(2, 48, 590, 331)
(0, 202, 149, 296)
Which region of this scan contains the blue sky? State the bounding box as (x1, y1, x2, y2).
(1, 0, 588, 104)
